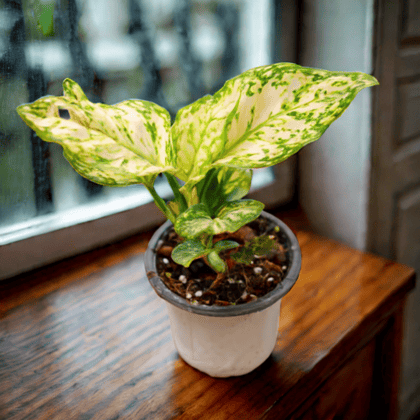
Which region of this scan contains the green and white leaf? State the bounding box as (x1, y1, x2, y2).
(171, 239, 211, 267)
(172, 63, 379, 192)
(216, 167, 252, 202)
(211, 200, 264, 235)
(174, 204, 212, 239)
(16, 79, 175, 188)
(213, 240, 240, 252)
(175, 199, 264, 239)
(207, 250, 226, 273)
(196, 167, 252, 216)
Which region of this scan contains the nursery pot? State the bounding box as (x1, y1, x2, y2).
(145, 211, 301, 377)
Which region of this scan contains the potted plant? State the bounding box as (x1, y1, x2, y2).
(17, 62, 378, 377)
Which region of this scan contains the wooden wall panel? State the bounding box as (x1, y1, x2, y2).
(369, 0, 420, 418)
(395, 81, 420, 145)
(402, 0, 420, 42)
(396, 186, 420, 267)
(394, 141, 420, 192)
(397, 47, 420, 78)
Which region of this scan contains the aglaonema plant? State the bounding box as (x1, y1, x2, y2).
(17, 63, 378, 273)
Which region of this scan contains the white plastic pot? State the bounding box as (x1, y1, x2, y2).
(145, 211, 301, 377)
(164, 299, 282, 377)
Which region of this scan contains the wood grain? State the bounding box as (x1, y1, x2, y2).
(0, 229, 154, 317)
(292, 340, 376, 420)
(0, 210, 415, 420)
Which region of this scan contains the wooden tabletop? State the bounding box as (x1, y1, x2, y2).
(0, 209, 416, 420)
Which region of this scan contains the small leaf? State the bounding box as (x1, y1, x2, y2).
(231, 249, 253, 265)
(231, 236, 278, 264)
(196, 167, 252, 216)
(175, 199, 264, 239)
(175, 200, 264, 239)
(17, 79, 175, 188)
(214, 240, 240, 252)
(174, 204, 212, 239)
(207, 250, 226, 273)
(211, 199, 264, 235)
(171, 239, 211, 267)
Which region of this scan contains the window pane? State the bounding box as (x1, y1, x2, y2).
(0, 0, 274, 238)
(0, 77, 36, 227)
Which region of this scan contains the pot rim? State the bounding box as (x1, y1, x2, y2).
(144, 210, 301, 317)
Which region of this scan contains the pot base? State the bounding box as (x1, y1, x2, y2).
(166, 300, 281, 377)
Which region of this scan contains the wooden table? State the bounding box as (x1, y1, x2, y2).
(0, 210, 416, 420)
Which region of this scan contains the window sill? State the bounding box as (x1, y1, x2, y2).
(0, 205, 415, 419)
(0, 205, 305, 315)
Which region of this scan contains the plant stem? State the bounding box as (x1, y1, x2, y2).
(146, 185, 176, 224)
(205, 234, 213, 248)
(164, 173, 188, 213)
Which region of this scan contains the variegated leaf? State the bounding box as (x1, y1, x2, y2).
(172, 63, 378, 191)
(211, 199, 264, 235)
(16, 79, 175, 188)
(175, 199, 264, 239)
(196, 167, 252, 216)
(207, 251, 226, 273)
(174, 204, 212, 239)
(171, 239, 211, 267)
(213, 240, 240, 252)
(217, 167, 252, 202)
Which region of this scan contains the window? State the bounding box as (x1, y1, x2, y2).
(0, 0, 295, 280)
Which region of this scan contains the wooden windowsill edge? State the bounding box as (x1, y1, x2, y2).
(0, 204, 318, 318)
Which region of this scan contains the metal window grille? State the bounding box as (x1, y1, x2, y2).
(1, 0, 245, 217)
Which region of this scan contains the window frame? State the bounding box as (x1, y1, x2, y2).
(0, 164, 295, 280)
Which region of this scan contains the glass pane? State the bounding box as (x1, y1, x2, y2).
(0, 77, 36, 226)
(0, 0, 274, 236)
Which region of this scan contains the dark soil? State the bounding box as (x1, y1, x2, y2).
(153, 215, 291, 307)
